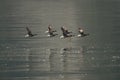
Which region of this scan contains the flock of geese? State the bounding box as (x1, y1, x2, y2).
(25, 25, 89, 39)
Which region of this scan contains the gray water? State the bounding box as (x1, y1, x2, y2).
(0, 0, 120, 80)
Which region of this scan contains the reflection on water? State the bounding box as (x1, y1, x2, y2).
(0, 46, 120, 80)
(0, 47, 84, 72)
(49, 47, 84, 72)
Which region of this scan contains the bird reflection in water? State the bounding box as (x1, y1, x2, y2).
(48, 47, 84, 72)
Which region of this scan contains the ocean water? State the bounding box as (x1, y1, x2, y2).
(0, 0, 120, 80)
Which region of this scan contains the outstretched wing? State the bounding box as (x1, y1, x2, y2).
(26, 27, 32, 33)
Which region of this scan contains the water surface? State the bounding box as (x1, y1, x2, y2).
(0, 0, 120, 80)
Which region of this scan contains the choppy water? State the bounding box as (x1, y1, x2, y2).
(0, 0, 120, 80)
